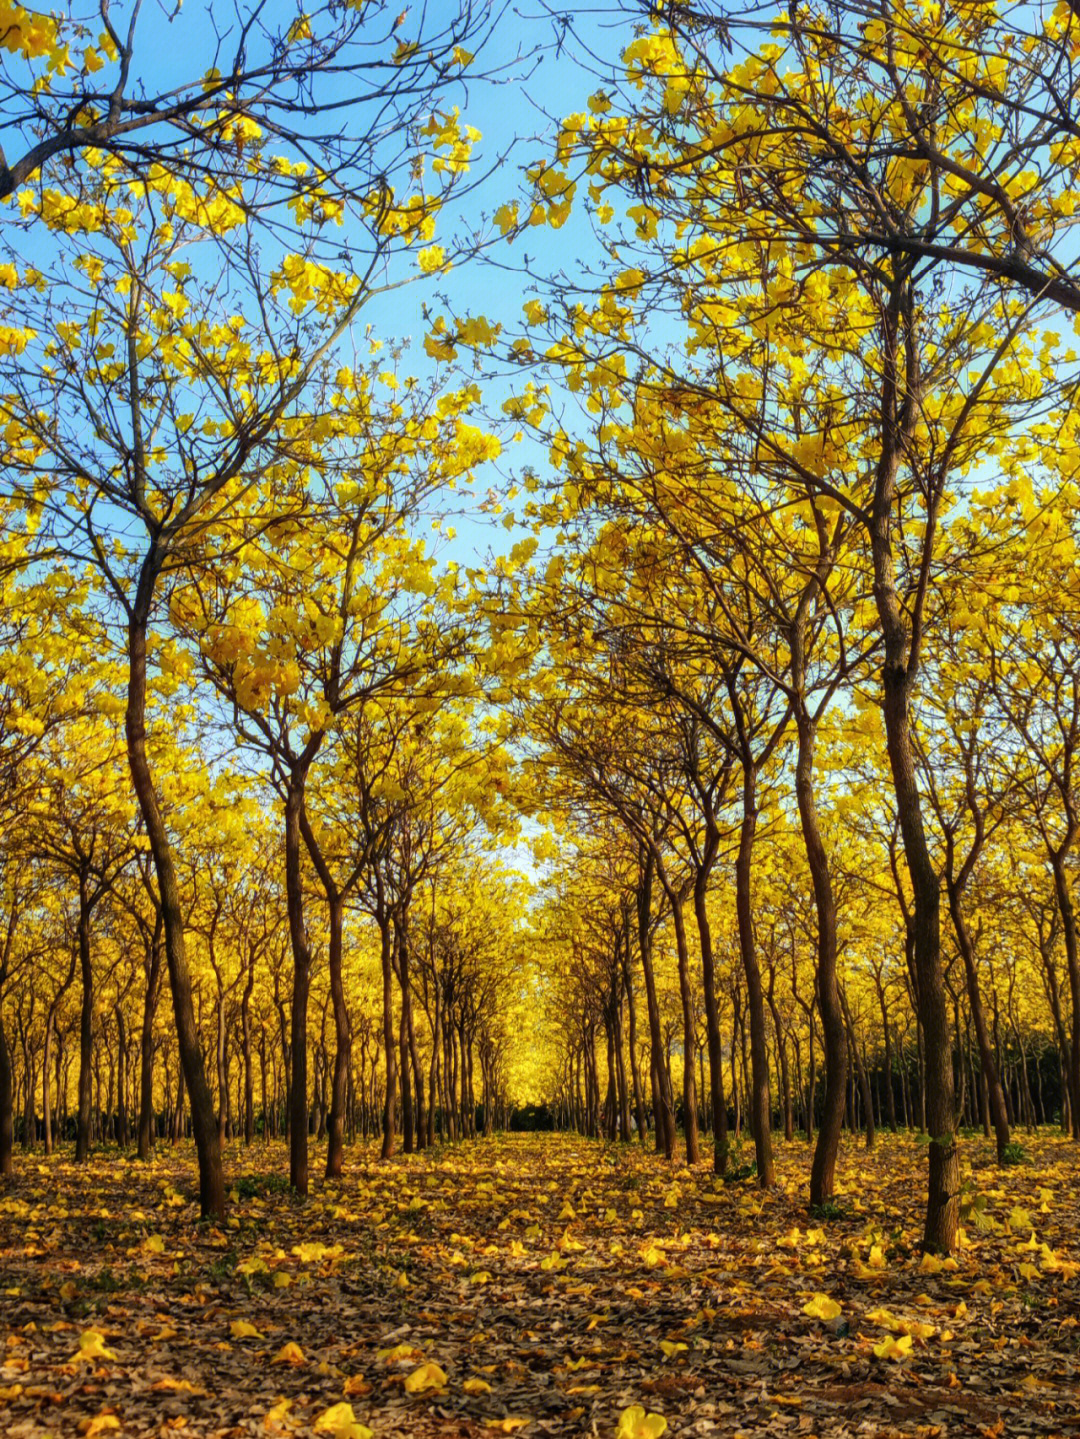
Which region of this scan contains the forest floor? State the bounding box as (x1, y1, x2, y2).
(1, 1131, 1079, 1439)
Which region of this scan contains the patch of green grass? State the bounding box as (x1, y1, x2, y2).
(722, 1158, 757, 1184)
(232, 1171, 291, 1199)
(809, 1199, 848, 1221)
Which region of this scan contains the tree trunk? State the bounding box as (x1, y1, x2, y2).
(870, 310, 958, 1247)
(241, 965, 255, 1146)
(734, 763, 775, 1186)
(0, 1006, 12, 1177)
(126, 585, 224, 1217)
(794, 706, 847, 1205)
(1050, 856, 1080, 1139)
(325, 894, 350, 1176)
(621, 934, 648, 1145)
(116, 1007, 129, 1149)
(636, 852, 676, 1157)
(840, 989, 875, 1150)
(284, 778, 312, 1195)
(75, 867, 94, 1163)
(42, 1013, 53, 1155)
(379, 910, 398, 1159)
(693, 853, 729, 1174)
(948, 883, 1010, 1161)
(661, 874, 699, 1164)
(138, 921, 163, 1160)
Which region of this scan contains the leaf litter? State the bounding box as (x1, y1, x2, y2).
(1, 1132, 1078, 1437)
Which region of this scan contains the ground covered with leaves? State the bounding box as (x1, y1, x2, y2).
(1, 1132, 1079, 1439)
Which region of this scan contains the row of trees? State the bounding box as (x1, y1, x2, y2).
(535, 819, 1067, 1165)
(451, 0, 1080, 1252)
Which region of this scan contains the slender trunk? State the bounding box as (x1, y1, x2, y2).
(427, 993, 441, 1147)
(948, 884, 1010, 1160)
(379, 910, 398, 1159)
(622, 937, 648, 1145)
(408, 1002, 425, 1149)
(75, 868, 94, 1163)
(693, 852, 729, 1174)
(138, 923, 163, 1160)
(880, 1003, 898, 1132)
(284, 778, 312, 1195)
(399, 1004, 413, 1151)
(871, 338, 957, 1246)
(636, 852, 676, 1157)
(172, 1048, 186, 1141)
(1050, 857, 1080, 1139)
(325, 895, 350, 1176)
(241, 967, 255, 1146)
(840, 989, 875, 1150)
(42, 1014, 52, 1155)
(0, 1007, 12, 1176)
(613, 990, 631, 1141)
(734, 763, 775, 1186)
(116, 1007, 129, 1148)
(794, 707, 847, 1205)
(768, 992, 793, 1143)
(20, 1034, 34, 1151)
(126, 587, 224, 1217)
(660, 872, 699, 1164)
(215, 972, 228, 1145)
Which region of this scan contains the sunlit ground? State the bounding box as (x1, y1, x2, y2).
(1, 1131, 1078, 1438)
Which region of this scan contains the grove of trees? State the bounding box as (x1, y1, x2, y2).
(2, 0, 1080, 1263)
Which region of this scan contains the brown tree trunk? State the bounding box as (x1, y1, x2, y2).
(692, 860, 728, 1173)
(241, 963, 255, 1147)
(734, 763, 775, 1186)
(0, 1006, 12, 1177)
(948, 884, 1011, 1160)
(41, 1014, 52, 1155)
(116, 1007, 129, 1149)
(621, 931, 648, 1145)
(379, 908, 398, 1159)
(840, 987, 875, 1149)
(869, 298, 958, 1247)
(880, 1001, 898, 1132)
(793, 706, 848, 1205)
(284, 778, 312, 1195)
(325, 893, 350, 1176)
(636, 852, 676, 1157)
(659, 872, 699, 1164)
(75, 867, 94, 1163)
(126, 584, 224, 1217)
(1050, 857, 1080, 1139)
(138, 920, 163, 1160)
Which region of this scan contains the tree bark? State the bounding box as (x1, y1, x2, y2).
(0, 1004, 12, 1177)
(734, 762, 775, 1185)
(869, 288, 958, 1249)
(635, 851, 676, 1157)
(1050, 856, 1080, 1139)
(138, 918, 163, 1160)
(75, 866, 94, 1163)
(692, 858, 728, 1172)
(284, 777, 312, 1195)
(126, 579, 224, 1217)
(794, 705, 847, 1205)
(948, 883, 1011, 1160)
(378, 907, 398, 1159)
(659, 871, 700, 1164)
